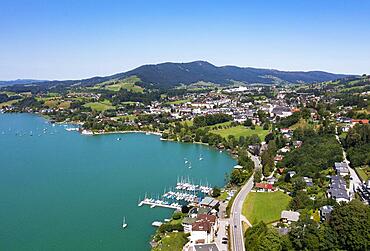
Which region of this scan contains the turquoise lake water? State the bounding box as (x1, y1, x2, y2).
(0, 113, 235, 251)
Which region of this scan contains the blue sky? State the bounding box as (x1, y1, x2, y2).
(0, 0, 369, 80)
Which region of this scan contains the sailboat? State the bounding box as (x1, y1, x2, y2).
(122, 217, 128, 229)
(199, 154, 203, 161)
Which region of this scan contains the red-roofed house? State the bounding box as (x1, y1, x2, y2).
(351, 119, 369, 124)
(255, 183, 274, 191)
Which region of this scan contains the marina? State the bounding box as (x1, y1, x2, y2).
(138, 177, 213, 210)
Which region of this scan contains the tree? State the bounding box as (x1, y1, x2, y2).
(289, 217, 320, 250)
(254, 169, 262, 183)
(212, 187, 221, 197)
(329, 200, 370, 250)
(289, 191, 312, 210)
(244, 118, 253, 127)
(245, 221, 291, 251)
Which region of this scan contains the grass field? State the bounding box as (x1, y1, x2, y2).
(242, 191, 291, 224)
(211, 125, 269, 140)
(153, 232, 189, 251)
(165, 99, 191, 105)
(355, 167, 369, 182)
(93, 76, 144, 93)
(0, 99, 19, 108)
(84, 100, 115, 111)
(290, 119, 309, 129)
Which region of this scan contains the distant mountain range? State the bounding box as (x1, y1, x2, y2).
(0, 79, 44, 87)
(1, 61, 354, 90)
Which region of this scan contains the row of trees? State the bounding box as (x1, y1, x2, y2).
(193, 113, 232, 128)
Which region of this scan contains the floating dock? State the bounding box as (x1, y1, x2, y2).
(138, 199, 182, 210)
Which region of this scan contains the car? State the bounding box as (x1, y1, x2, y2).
(222, 237, 228, 241)
(234, 224, 237, 228)
(222, 240, 228, 244)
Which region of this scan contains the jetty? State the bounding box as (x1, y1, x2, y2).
(138, 198, 182, 210)
(152, 221, 163, 227)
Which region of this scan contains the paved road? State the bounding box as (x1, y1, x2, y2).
(335, 134, 362, 194)
(230, 153, 260, 251)
(215, 219, 229, 251)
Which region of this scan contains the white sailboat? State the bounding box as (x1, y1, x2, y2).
(122, 217, 128, 229)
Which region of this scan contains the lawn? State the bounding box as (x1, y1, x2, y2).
(242, 191, 291, 224)
(153, 232, 189, 251)
(165, 99, 191, 105)
(211, 125, 269, 141)
(355, 167, 369, 182)
(84, 100, 115, 111)
(290, 118, 309, 130)
(180, 119, 193, 127)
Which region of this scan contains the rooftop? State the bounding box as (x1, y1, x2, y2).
(281, 210, 300, 222)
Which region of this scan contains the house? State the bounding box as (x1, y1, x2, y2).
(327, 175, 350, 203)
(267, 177, 278, 185)
(190, 221, 212, 244)
(279, 146, 290, 153)
(319, 205, 334, 221)
(189, 214, 218, 244)
(199, 197, 219, 209)
(334, 162, 350, 176)
(277, 227, 290, 235)
(193, 243, 220, 251)
(287, 171, 296, 178)
(280, 210, 300, 224)
(274, 155, 284, 162)
(293, 140, 303, 148)
(280, 128, 291, 134)
(183, 243, 220, 251)
(271, 106, 292, 117)
(351, 119, 369, 124)
(182, 217, 198, 233)
(303, 177, 313, 187)
(255, 182, 274, 191)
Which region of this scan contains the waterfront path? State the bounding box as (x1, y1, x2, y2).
(230, 152, 261, 251)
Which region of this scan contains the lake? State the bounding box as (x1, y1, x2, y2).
(0, 113, 235, 251)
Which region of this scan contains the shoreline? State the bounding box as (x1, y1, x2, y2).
(88, 130, 163, 136)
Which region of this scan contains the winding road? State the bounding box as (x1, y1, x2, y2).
(230, 153, 261, 251)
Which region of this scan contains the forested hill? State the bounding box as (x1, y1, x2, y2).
(124, 61, 351, 87)
(0, 79, 43, 87)
(2, 61, 353, 91)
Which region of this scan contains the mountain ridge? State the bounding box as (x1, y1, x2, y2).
(1, 61, 354, 89)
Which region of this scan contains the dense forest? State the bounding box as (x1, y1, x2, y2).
(343, 124, 370, 167)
